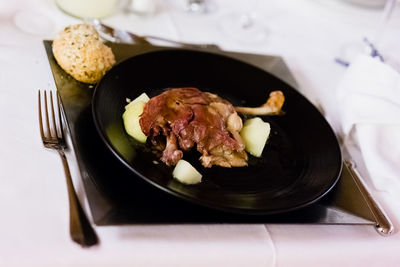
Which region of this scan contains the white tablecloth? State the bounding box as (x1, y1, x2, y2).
(1, 0, 400, 266)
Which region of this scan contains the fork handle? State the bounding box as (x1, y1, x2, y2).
(58, 150, 98, 247)
(143, 35, 220, 50)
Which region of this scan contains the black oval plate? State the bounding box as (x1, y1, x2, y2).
(92, 49, 342, 215)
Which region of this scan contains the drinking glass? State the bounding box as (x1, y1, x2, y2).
(218, 0, 268, 43)
(169, 0, 216, 14)
(55, 0, 120, 18)
(336, 0, 397, 66)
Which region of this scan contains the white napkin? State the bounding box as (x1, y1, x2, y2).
(337, 54, 400, 194)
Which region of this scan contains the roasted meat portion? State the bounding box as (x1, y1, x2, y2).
(140, 87, 248, 168)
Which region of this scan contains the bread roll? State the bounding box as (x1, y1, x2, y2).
(52, 24, 115, 84)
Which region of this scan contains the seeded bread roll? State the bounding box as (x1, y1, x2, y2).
(52, 24, 115, 84)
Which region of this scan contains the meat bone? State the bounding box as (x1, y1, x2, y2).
(234, 91, 285, 116)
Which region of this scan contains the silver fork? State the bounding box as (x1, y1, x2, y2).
(38, 90, 98, 247)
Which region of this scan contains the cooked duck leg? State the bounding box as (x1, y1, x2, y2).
(141, 88, 249, 167)
(235, 91, 284, 115)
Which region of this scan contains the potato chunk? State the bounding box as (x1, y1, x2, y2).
(122, 93, 149, 143)
(240, 117, 271, 157)
(125, 93, 150, 108)
(172, 160, 202, 185)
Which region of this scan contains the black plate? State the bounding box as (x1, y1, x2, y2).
(92, 49, 342, 215)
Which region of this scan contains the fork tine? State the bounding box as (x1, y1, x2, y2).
(57, 92, 64, 141)
(38, 91, 45, 140)
(49, 91, 58, 139)
(44, 91, 53, 138)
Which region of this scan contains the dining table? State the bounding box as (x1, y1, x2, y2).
(1, 0, 400, 266)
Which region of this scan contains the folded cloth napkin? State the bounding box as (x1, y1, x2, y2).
(337, 54, 400, 194)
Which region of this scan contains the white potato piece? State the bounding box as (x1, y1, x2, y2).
(123, 101, 147, 143)
(122, 93, 149, 143)
(240, 117, 271, 157)
(172, 160, 202, 185)
(125, 93, 150, 108)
